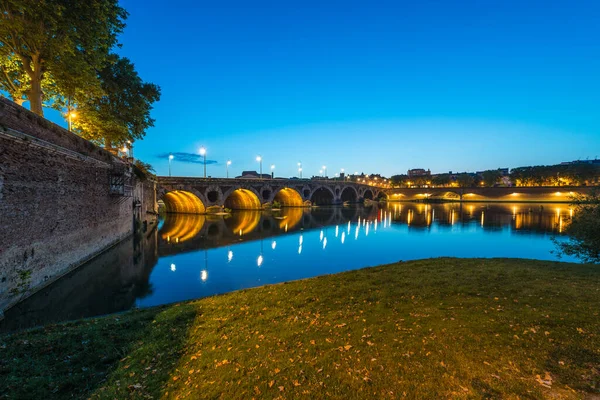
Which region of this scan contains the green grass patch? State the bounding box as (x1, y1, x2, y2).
(1, 258, 599, 399)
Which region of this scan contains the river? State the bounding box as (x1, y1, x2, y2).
(0, 202, 576, 331)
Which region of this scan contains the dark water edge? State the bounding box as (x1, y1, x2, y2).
(0, 230, 158, 333)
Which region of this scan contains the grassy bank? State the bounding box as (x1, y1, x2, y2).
(1, 258, 599, 399)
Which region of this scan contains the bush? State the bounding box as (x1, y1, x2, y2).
(555, 191, 600, 263)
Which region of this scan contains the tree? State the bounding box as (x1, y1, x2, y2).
(432, 174, 450, 187)
(481, 170, 501, 187)
(456, 173, 475, 188)
(555, 192, 600, 263)
(390, 174, 408, 187)
(0, 0, 126, 115)
(73, 55, 160, 147)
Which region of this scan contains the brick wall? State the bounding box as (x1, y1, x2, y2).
(0, 98, 141, 313)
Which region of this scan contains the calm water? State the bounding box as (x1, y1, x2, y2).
(1, 202, 576, 331)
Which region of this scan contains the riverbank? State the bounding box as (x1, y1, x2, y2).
(1, 258, 599, 399)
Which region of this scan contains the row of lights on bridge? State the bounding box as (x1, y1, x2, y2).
(167, 147, 362, 180)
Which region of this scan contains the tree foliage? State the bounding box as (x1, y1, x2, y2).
(481, 170, 502, 187)
(73, 55, 160, 147)
(0, 0, 127, 115)
(0, 1, 160, 147)
(555, 192, 600, 263)
(456, 173, 475, 188)
(510, 163, 600, 187)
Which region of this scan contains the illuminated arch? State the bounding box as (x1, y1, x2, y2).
(340, 186, 358, 203)
(310, 186, 335, 206)
(224, 188, 262, 210)
(274, 187, 304, 207)
(160, 213, 206, 243)
(162, 190, 206, 214)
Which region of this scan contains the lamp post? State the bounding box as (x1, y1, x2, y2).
(68, 111, 76, 132)
(322, 165, 327, 179)
(298, 162, 302, 179)
(226, 160, 231, 178)
(270, 164, 275, 179)
(169, 153, 174, 177)
(199, 147, 206, 178)
(319, 169, 323, 178)
(256, 155, 262, 179)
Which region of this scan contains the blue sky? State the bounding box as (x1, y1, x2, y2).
(44, 0, 599, 177)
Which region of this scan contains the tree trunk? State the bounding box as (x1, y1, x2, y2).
(26, 55, 44, 116)
(28, 75, 43, 116)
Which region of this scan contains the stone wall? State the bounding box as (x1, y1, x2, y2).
(0, 98, 143, 313)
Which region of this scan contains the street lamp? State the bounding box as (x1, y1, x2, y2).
(271, 164, 275, 179)
(256, 155, 262, 179)
(226, 160, 232, 178)
(319, 169, 323, 178)
(298, 162, 302, 179)
(68, 111, 76, 132)
(322, 165, 327, 178)
(169, 153, 174, 177)
(199, 147, 207, 178)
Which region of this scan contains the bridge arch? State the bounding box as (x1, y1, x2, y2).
(223, 188, 262, 210)
(340, 186, 358, 203)
(363, 189, 374, 200)
(311, 186, 335, 206)
(274, 187, 304, 207)
(162, 190, 206, 214)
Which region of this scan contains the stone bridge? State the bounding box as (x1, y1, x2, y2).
(385, 186, 595, 202)
(157, 177, 385, 213)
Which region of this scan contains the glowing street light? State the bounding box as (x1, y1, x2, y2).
(199, 147, 207, 178)
(271, 164, 275, 179)
(322, 165, 327, 178)
(319, 169, 323, 177)
(256, 155, 263, 179)
(168, 153, 174, 177)
(298, 162, 302, 179)
(67, 111, 77, 132)
(226, 159, 231, 178)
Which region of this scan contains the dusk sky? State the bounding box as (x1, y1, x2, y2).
(45, 0, 599, 178)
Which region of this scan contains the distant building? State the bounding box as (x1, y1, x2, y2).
(561, 158, 600, 165)
(407, 168, 431, 178)
(236, 170, 272, 179)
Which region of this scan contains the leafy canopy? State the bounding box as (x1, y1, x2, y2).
(555, 191, 600, 263)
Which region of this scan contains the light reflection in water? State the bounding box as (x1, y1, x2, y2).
(144, 203, 578, 311)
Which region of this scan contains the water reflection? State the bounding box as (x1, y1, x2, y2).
(1, 228, 158, 332)
(1, 203, 577, 332)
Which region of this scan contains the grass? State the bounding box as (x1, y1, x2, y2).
(1, 258, 599, 399)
